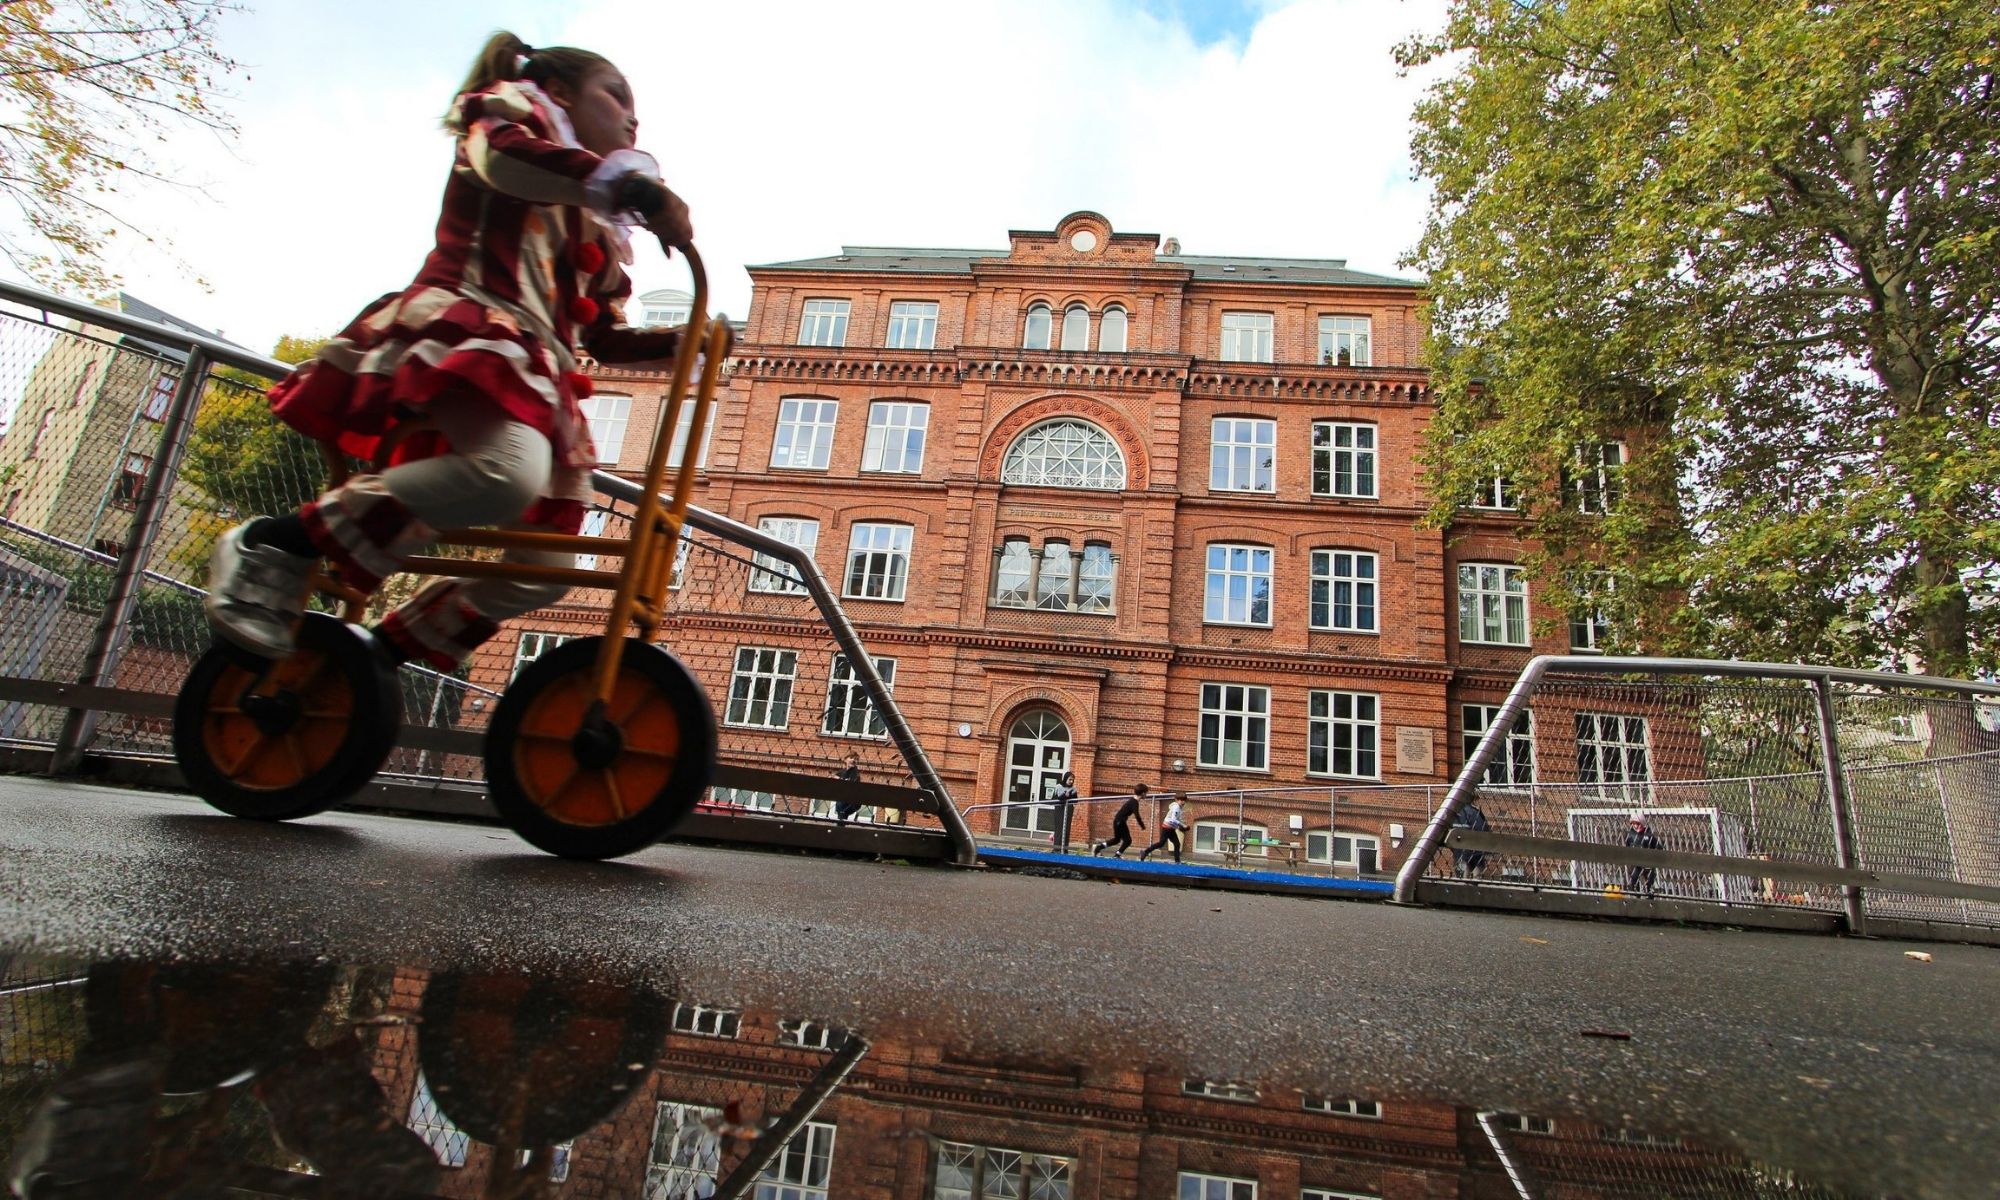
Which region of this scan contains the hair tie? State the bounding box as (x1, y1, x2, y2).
(514, 46, 535, 75)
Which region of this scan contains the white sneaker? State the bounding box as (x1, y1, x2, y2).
(204, 520, 314, 658)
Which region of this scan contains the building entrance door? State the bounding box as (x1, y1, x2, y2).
(1003, 711, 1070, 836)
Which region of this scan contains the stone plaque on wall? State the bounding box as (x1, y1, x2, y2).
(1395, 726, 1433, 775)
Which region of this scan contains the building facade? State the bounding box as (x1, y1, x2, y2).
(493, 212, 1592, 875)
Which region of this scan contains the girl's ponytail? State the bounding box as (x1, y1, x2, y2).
(451, 29, 610, 109)
(455, 30, 529, 103)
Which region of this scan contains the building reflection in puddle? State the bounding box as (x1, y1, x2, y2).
(0, 956, 1859, 1198)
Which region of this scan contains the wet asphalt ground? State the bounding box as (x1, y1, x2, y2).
(2, 775, 1995, 1196)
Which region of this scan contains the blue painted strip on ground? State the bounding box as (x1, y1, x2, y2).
(976, 846, 1395, 896)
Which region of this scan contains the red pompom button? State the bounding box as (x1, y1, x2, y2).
(566, 371, 595, 398)
(568, 296, 600, 325)
(573, 241, 606, 273)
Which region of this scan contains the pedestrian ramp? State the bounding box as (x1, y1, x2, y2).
(976, 845, 1393, 900)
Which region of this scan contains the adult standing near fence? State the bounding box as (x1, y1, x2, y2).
(1091, 783, 1148, 858)
(1452, 799, 1490, 877)
(1140, 794, 1186, 864)
(1624, 813, 1661, 896)
(833, 753, 862, 824)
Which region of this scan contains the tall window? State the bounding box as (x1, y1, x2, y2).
(1198, 683, 1269, 770)
(1099, 305, 1128, 352)
(1022, 303, 1052, 350)
(843, 522, 911, 601)
(1576, 713, 1649, 795)
(1317, 315, 1372, 365)
(512, 631, 572, 678)
(575, 509, 610, 572)
(726, 647, 797, 729)
(1204, 544, 1273, 626)
(823, 653, 895, 738)
(772, 398, 838, 470)
(407, 1071, 470, 1167)
(862, 401, 928, 473)
(667, 395, 712, 469)
(1210, 418, 1275, 492)
(647, 1102, 723, 1199)
(1311, 421, 1377, 498)
(1309, 550, 1377, 632)
(989, 538, 1115, 613)
(672, 1003, 742, 1038)
(750, 517, 819, 595)
(1572, 441, 1626, 513)
(1179, 1173, 1257, 1200)
(885, 301, 938, 349)
(1463, 704, 1535, 785)
(1458, 563, 1528, 646)
(1306, 830, 1381, 872)
(1570, 574, 1613, 652)
(142, 371, 175, 421)
(1060, 304, 1090, 351)
(111, 453, 149, 508)
(573, 393, 628, 463)
(798, 298, 850, 346)
(1308, 689, 1379, 778)
(933, 1140, 1074, 1200)
(758, 1121, 835, 1200)
(1469, 475, 1517, 510)
(1001, 420, 1125, 489)
(1219, 312, 1274, 363)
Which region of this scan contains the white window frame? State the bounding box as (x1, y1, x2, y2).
(667, 394, 712, 470)
(772, 398, 839, 470)
(671, 1003, 742, 1038)
(1210, 417, 1276, 493)
(1311, 421, 1377, 499)
(1570, 575, 1613, 653)
(1504, 1114, 1556, 1135)
(1099, 305, 1128, 352)
(1191, 820, 1269, 859)
(1001, 419, 1126, 490)
(990, 538, 1118, 616)
(1307, 689, 1379, 780)
(1178, 1172, 1258, 1200)
(1463, 704, 1535, 786)
(1572, 441, 1626, 514)
(1022, 303, 1052, 350)
(798, 298, 850, 347)
(885, 300, 939, 349)
(1309, 550, 1377, 633)
(580, 392, 631, 464)
(932, 1139, 1075, 1200)
(750, 517, 820, 595)
(1458, 563, 1529, 646)
(843, 522, 912, 602)
(575, 509, 611, 572)
(862, 401, 929, 474)
(407, 1071, 469, 1167)
(647, 1100, 723, 1199)
(1316, 314, 1372, 366)
(823, 653, 895, 739)
(1304, 830, 1382, 872)
(1302, 1096, 1382, 1119)
(779, 1019, 845, 1050)
(644, 303, 690, 326)
(756, 1120, 835, 1200)
(1060, 304, 1090, 351)
(1219, 312, 1274, 363)
(1181, 1078, 1261, 1101)
(1469, 475, 1517, 510)
(512, 630, 572, 679)
(1198, 682, 1270, 771)
(726, 647, 798, 729)
(1576, 712, 1650, 796)
(1204, 543, 1273, 627)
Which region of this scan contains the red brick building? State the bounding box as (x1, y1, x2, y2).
(496, 212, 1602, 875)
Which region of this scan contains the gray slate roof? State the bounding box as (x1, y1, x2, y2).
(116, 292, 241, 363)
(753, 246, 1419, 288)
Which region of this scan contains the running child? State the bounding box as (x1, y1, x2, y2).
(205, 31, 694, 670)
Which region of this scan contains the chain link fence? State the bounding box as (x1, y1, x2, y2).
(0, 283, 966, 857)
(1399, 657, 2000, 933)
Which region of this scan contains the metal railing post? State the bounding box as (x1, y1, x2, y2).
(51, 349, 211, 775)
(1810, 675, 1867, 935)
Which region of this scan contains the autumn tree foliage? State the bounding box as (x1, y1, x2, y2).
(0, 1, 238, 291)
(1404, 0, 2000, 676)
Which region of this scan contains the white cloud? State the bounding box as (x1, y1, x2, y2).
(51, 0, 1448, 353)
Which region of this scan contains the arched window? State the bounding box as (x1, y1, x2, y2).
(1001, 419, 1126, 490)
(1060, 304, 1090, 351)
(1023, 304, 1052, 351)
(1099, 306, 1128, 353)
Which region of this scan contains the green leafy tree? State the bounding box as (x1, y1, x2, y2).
(1403, 0, 2000, 677)
(176, 335, 325, 571)
(0, 1, 240, 292)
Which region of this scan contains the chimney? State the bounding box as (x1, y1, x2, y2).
(1163, 237, 1181, 255)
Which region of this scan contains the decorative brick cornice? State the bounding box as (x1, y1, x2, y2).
(728, 351, 959, 387)
(930, 627, 1176, 663)
(1173, 649, 1452, 684)
(1186, 368, 1430, 405)
(958, 356, 1190, 391)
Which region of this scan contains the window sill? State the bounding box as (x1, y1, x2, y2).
(723, 722, 793, 732)
(840, 596, 908, 605)
(1460, 640, 1532, 649)
(1203, 621, 1275, 630)
(1192, 763, 1273, 776)
(988, 604, 1115, 618)
(1308, 627, 1380, 636)
(1209, 488, 1278, 497)
(1312, 494, 1382, 503)
(1305, 772, 1384, 783)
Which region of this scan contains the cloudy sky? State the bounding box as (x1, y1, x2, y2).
(74, 0, 1449, 353)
